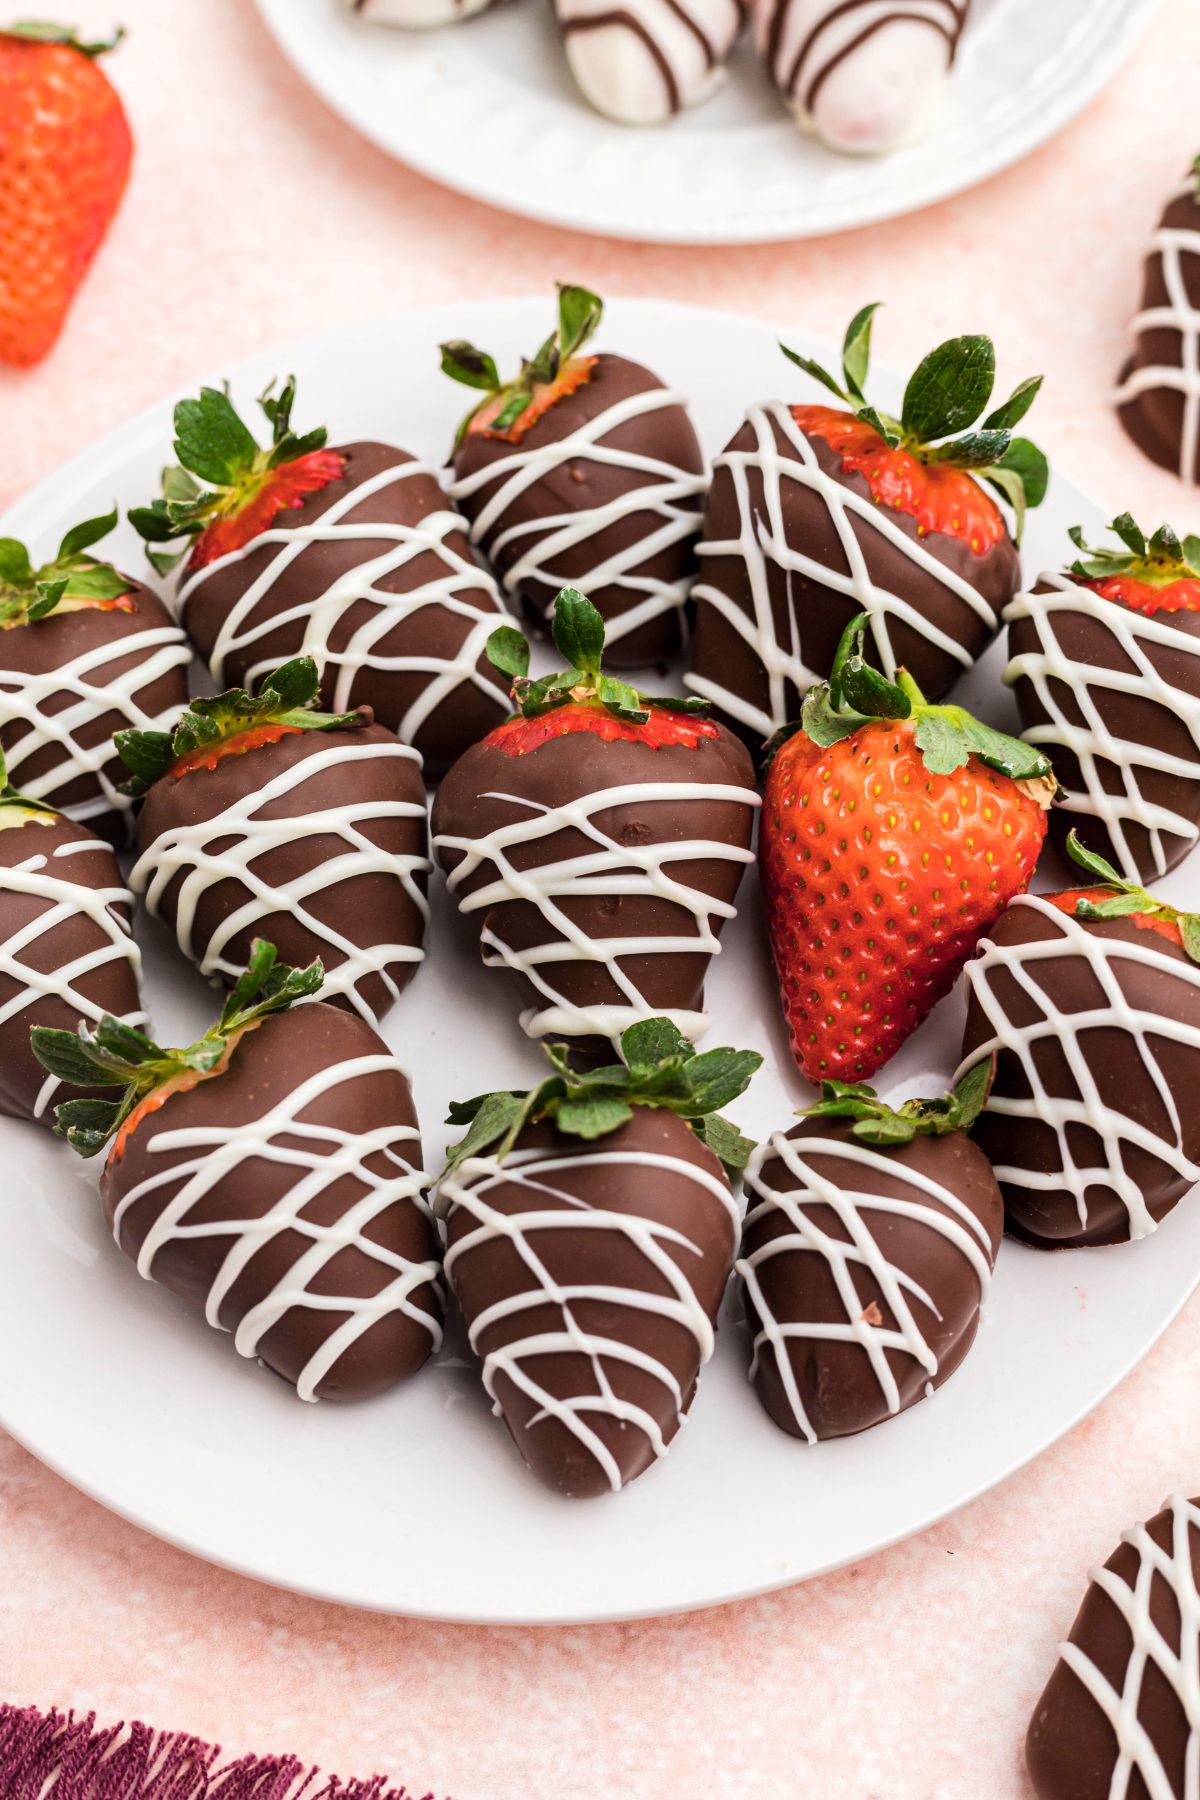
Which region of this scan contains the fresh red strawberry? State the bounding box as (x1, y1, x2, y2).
(128, 377, 346, 575)
(431, 587, 759, 1060)
(0, 24, 133, 367)
(760, 613, 1055, 1083)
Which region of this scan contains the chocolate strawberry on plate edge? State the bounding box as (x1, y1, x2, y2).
(688, 304, 1047, 743)
(32, 941, 445, 1402)
(128, 378, 512, 781)
(436, 1015, 760, 1497)
(432, 586, 760, 1060)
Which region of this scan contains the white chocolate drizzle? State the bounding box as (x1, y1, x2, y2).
(0, 831, 145, 1119)
(737, 1131, 993, 1442)
(437, 1142, 737, 1491)
(688, 398, 999, 739)
(557, 0, 743, 125)
(955, 893, 1200, 1240)
(131, 739, 431, 1026)
(1114, 179, 1200, 486)
(1057, 1494, 1200, 1800)
(1004, 572, 1200, 880)
(179, 460, 511, 748)
(0, 624, 192, 830)
(112, 1052, 444, 1402)
(448, 386, 706, 652)
(434, 775, 758, 1043)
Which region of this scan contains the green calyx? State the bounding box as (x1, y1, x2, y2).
(781, 303, 1048, 541)
(4, 21, 125, 55)
(1063, 831, 1200, 965)
(1068, 514, 1200, 587)
(440, 282, 604, 448)
(487, 586, 710, 725)
(0, 508, 129, 628)
(30, 940, 324, 1159)
(127, 376, 331, 576)
(0, 745, 56, 823)
(441, 1016, 762, 1182)
(802, 1057, 994, 1148)
(114, 656, 364, 796)
(786, 612, 1057, 786)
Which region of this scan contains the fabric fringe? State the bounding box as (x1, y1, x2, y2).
(0, 1706, 438, 1800)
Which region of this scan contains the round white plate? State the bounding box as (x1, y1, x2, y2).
(252, 0, 1157, 244)
(2, 299, 1197, 1626)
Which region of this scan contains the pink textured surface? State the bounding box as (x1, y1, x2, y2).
(1, 2, 1199, 1795)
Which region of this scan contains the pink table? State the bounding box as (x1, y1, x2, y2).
(1, 3, 1196, 1793)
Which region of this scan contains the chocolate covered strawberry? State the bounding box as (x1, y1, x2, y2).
(436, 1016, 760, 1496)
(0, 508, 190, 841)
(958, 832, 1200, 1249)
(0, 25, 132, 367)
(0, 748, 144, 1125)
(128, 378, 511, 779)
(1115, 155, 1200, 483)
(689, 306, 1047, 742)
(738, 1062, 1001, 1443)
(32, 942, 444, 1400)
(1006, 515, 1200, 882)
(116, 657, 430, 1027)
(760, 613, 1054, 1083)
(441, 284, 706, 668)
(432, 587, 759, 1058)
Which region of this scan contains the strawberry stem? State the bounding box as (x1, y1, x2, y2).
(4, 22, 125, 56)
(1068, 515, 1200, 588)
(800, 1057, 995, 1147)
(440, 283, 604, 447)
(1063, 831, 1200, 964)
(0, 508, 129, 628)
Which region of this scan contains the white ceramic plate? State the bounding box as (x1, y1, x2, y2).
(252, 0, 1157, 244)
(1, 299, 1197, 1626)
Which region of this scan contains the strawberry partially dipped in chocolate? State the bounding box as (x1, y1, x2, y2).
(436, 1016, 760, 1497)
(0, 747, 144, 1125)
(128, 379, 512, 779)
(739, 1061, 1001, 1444)
(116, 658, 430, 1028)
(689, 305, 1048, 743)
(32, 941, 445, 1400)
(760, 613, 1054, 1084)
(0, 508, 190, 842)
(432, 587, 759, 1060)
(1006, 515, 1200, 882)
(442, 284, 706, 668)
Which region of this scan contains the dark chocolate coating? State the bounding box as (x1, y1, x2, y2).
(180, 443, 510, 782)
(102, 1004, 443, 1401)
(451, 354, 704, 669)
(1008, 577, 1200, 881)
(960, 902, 1200, 1247)
(690, 410, 1019, 745)
(431, 719, 757, 1052)
(0, 813, 142, 1124)
(1027, 1495, 1200, 1800)
(740, 1118, 1001, 1441)
(135, 721, 429, 1026)
(1117, 184, 1200, 480)
(0, 582, 190, 842)
(443, 1107, 736, 1497)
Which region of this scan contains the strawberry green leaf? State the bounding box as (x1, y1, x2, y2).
(557, 283, 603, 362)
(1064, 831, 1128, 888)
(693, 1112, 756, 1171)
(779, 342, 850, 405)
(621, 1016, 691, 1070)
(677, 1047, 763, 1115)
(925, 430, 1010, 469)
(173, 387, 259, 488)
(556, 1094, 634, 1139)
(982, 374, 1043, 432)
(800, 684, 868, 749)
(901, 335, 995, 442)
(261, 656, 320, 713)
(841, 302, 881, 401)
(439, 340, 500, 392)
(1181, 915, 1200, 965)
(0, 539, 34, 585)
(551, 588, 606, 675)
(57, 506, 118, 561)
(912, 712, 971, 775)
(5, 21, 124, 54)
(854, 405, 901, 448)
(1112, 512, 1147, 558)
(487, 625, 531, 681)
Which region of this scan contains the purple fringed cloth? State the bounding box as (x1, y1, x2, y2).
(0, 1706, 442, 1800)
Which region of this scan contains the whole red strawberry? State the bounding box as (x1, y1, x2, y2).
(761, 614, 1055, 1083)
(0, 23, 132, 367)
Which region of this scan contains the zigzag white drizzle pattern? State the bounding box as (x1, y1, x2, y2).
(131, 740, 431, 1025)
(434, 776, 758, 1042)
(1058, 1494, 1200, 1800)
(1114, 179, 1200, 486)
(448, 387, 705, 650)
(688, 399, 998, 738)
(1, 830, 146, 1119)
(179, 460, 510, 742)
(955, 893, 1200, 1240)
(112, 1053, 443, 1403)
(737, 1131, 993, 1442)
(437, 1143, 737, 1492)
(1004, 572, 1200, 879)
(0, 626, 192, 829)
